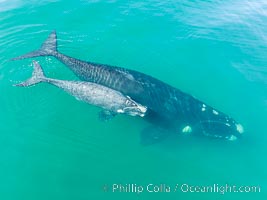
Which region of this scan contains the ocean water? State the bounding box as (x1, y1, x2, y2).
(0, 0, 266, 199)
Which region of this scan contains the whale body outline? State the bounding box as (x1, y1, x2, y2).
(12, 31, 244, 143)
(15, 60, 147, 120)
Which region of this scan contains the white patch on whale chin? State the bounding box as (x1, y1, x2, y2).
(236, 124, 244, 134)
(139, 113, 145, 117)
(117, 109, 124, 113)
(182, 126, 192, 134)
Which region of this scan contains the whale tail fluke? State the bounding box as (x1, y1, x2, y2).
(11, 30, 58, 61)
(14, 61, 46, 87)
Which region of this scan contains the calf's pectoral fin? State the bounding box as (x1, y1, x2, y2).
(98, 110, 117, 122)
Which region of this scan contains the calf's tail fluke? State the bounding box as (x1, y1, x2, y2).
(11, 30, 58, 61)
(14, 61, 46, 87)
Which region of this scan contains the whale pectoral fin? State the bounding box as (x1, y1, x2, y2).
(140, 126, 170, 146)
(98, 110, 116, 121)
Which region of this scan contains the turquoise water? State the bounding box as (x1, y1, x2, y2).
(0, 0, 266, 199)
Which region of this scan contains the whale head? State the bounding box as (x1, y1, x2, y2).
(182, 103, 244, 141)
(192, 119, 244, 141)
(119, 96, 147, 117)
(186, 105, 244, 141)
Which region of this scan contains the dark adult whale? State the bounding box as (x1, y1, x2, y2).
(12, 31, 244, 143)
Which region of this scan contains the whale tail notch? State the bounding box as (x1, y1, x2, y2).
(11, 30, 58, 61)
(14, 61, 46, 87)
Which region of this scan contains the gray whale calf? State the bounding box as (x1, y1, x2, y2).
(12, 31, 244, 143)
(15, 61, 147, 119)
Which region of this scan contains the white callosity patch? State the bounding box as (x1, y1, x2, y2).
(182, 125, 192, 134)
(227, 135, 238, 141)
(212, 109, 219, 115)
(236, 123, 244, 134)
(117, 109, 123, 113)
(138, 105, 147, 113)
(201, 104, 206, 112)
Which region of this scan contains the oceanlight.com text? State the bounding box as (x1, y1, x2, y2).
(104, 183, 261, 195)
